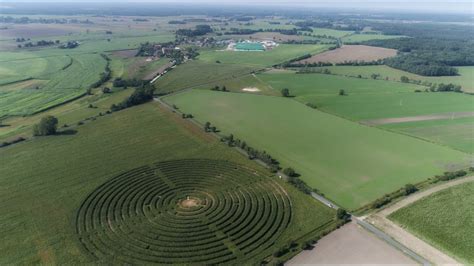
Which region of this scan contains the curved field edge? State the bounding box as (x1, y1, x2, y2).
(0, 102, 335, 264)
(163, 90, 471, 210)
(388, 181, 474, 263)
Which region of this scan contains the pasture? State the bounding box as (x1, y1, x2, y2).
(303, 65, 474, 92)
(164, 90, 470, 209)
(296, 45, 397, 64)
(0, 102, 335, 264)
(198, 44, 330, 67)
(389, 181, 474, 263)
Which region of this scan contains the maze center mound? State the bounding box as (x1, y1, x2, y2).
(76, 159, 292, 264)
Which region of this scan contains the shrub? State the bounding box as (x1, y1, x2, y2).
(403, 184, 418, 195)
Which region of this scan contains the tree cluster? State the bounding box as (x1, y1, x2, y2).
(33, 116, 58, 136)
(112, 78, 145, 88)
(110, 86, 154, 112)
(176, 25, 212, 37)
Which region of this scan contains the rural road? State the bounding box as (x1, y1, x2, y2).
(367, 176, 474, 265)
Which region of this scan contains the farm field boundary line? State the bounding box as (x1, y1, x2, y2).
(366, 176, 474, 265)
(156, 91, 431, 266)
(362, 111, 474, 126)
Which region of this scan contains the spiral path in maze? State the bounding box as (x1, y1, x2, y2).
(76, 159, 292, 264)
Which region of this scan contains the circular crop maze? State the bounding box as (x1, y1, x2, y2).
(76, 159, 292, 264)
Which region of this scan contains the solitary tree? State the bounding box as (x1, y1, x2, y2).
(400, 76, 409, 83)
(33, 116, 58, 136)
(281, 88, 290, 97)
(339, 89, 346, 96)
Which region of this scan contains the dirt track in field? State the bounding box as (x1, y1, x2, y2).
(297, 45, 397, 64)
(287, 221, 416, 264)
(366, 176, 474, 265)
(362, 111, 474, 125)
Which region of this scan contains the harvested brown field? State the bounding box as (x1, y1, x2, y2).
(296, 45, 397, 64)
(288, 221, 415, 264)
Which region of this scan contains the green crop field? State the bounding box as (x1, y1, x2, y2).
(0, 53, 107, 117)
(154, 61, 258, 93)
(0, 102, 335, 264)
(164, 90, 470, 209)
(304, 65, 474, 92)
(0, 88, 133, 141)
(258, 72, 474, 121)
(259, 71, 422, 95)
(382, 117, 474, 153)
(341, 33, 404, 43)
(198, 44, 330, 67)
(389, 181, 474, 263)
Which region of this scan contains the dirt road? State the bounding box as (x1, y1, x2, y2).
(362, 112, 474, 126)
(367, 176, 474, 265)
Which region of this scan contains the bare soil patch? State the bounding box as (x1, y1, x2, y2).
(242, 87, 260, 92)
(297, 45, 397, 64)
(362, 111, 474, 126)
(288, 221, 415, 264)
(179, 198, 201, 208)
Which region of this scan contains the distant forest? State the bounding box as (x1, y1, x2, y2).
(361, 22, 474, 76)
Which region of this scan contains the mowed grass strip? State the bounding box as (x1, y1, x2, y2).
(165, 90, 470, 209)
(0, 102, 334, 264)
(389, 181, 474, 263)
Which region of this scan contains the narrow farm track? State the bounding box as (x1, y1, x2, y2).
(362, 111, 474, 126)
(367, 176, 474, 265)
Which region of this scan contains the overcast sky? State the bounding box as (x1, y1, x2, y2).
(3, 0, 473, 14)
